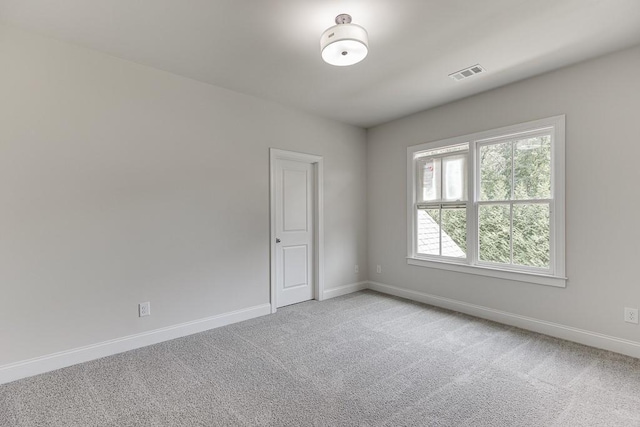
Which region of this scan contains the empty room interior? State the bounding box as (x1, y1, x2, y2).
(2, 0, 640, 425)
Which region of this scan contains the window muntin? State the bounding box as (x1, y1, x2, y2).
(408, 116, 565, 285)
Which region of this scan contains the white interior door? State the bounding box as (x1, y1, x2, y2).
(275, 158, 314, 308)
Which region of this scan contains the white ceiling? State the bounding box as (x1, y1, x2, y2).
(1, 0, 640, 128)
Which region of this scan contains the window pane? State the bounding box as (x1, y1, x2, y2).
(417, 208, 440, 255)
(416, 158, 441, 202)
(480, 142, 512, 201)
(514, 136, 551, 200)
(513, 204, 550, 268)
(441, 207, 466, 258)
(443, 155, 467, 201)
(478, 204, 510, 263)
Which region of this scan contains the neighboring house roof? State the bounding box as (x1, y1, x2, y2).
(417, 210, 465, 258)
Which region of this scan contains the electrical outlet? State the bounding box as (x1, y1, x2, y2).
(624, 307, 638, 324)
(354, 264, 359, 274)
(139, 302, 151, 317)
(376, 265, 382, 274)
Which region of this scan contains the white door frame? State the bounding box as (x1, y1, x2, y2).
(270, 148, 324, 313)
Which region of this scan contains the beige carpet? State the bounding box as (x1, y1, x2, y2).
(1, 290, 640, 426)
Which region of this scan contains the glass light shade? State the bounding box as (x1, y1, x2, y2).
(320, 23, 368, 66)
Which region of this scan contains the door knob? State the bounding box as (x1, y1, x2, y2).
(276, 238, 281, 243)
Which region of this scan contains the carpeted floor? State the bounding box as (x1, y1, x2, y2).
(1, 290, 640, 426)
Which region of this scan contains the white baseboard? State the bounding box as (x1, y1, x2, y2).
(5, 281, 638, 385)
(0, 303, 271, 385)
(323, 281, 368, 300)
(368, 281, 640, 359)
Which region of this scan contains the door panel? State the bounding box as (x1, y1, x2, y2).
(275, 159, 314, 307)
(282, 245, 308, 289)
(283, 169, 308, 231)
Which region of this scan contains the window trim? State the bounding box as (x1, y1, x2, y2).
(407, 115, 566, 288)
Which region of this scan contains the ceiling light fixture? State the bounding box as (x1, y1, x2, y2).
(320, 14, 368, 67)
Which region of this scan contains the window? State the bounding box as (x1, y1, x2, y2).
(415, 144, 468, 258)
(407, 116, 566, 287)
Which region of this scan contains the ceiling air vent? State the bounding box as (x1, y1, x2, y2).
(449, 64, 485, 81)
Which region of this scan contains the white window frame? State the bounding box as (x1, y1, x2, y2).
(407, 115, 566, 288)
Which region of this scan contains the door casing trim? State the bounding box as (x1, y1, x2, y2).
(269, 148, 324, 313)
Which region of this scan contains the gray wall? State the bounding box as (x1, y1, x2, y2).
(0, 25, 367, 366)
(367, 44, 640, 342)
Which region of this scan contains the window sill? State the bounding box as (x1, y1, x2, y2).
(406, 257, 567, 288)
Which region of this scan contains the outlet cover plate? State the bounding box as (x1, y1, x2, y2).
(139, 302, 151, 317)
(624, 307, 638, 324)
